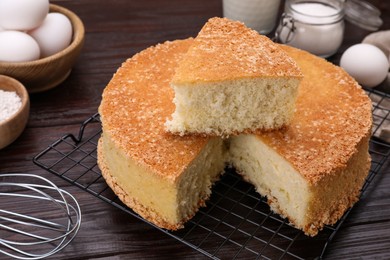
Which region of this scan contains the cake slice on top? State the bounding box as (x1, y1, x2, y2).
(165, 17, 303, 137)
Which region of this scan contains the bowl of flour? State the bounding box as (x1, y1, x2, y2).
(0, 75, 29, 149)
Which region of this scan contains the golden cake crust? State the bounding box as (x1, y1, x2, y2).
(171, 17, 303, 85)
(259, 45, 372, 185)
(99, 39, 209, 183)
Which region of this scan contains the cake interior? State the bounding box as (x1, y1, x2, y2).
(228, 134, 371, 235)
(229, 134, 310, 230)
(99, 132, 226, 230)
(166, 77, 300, 136)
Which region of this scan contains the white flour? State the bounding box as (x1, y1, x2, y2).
(0, 89, 22, 122)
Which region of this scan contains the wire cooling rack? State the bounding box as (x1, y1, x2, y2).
(33, 88, 390, 260)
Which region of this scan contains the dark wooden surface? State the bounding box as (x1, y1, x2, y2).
(1, 0, 389, 259)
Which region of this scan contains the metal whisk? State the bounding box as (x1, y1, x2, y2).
(0, 173, 81, 259)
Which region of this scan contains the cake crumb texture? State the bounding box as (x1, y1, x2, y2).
(166, 17, 302, 136)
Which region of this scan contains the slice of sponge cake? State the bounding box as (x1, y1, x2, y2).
(165, 17, 303, 137)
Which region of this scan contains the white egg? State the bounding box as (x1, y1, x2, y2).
(340, 43, 389, 88)
(0, 31, 40, 62)
(0, 0, 49, 31)
(29, 13, 73, 58)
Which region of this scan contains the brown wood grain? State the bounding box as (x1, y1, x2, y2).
(1, 0, 389, 259)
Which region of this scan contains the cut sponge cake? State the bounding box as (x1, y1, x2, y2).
(98, 37, 372, 236)
(165, 17, 303, 136)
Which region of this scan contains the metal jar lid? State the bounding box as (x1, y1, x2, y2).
(345, 0, 383, 31)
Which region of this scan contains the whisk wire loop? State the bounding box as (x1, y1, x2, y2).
(0, 173, 81, 260)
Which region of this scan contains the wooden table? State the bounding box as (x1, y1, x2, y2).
(1, 0, 389, 259)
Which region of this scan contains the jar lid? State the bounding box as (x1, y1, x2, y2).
(345, 0, 383, 31)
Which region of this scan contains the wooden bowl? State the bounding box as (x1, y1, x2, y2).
(0, 75, 30, 150)
(0, 4, 85, 93)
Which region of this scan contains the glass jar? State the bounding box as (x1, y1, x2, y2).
(275, 0, 345, 58)
(223, 0, 281, 35)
